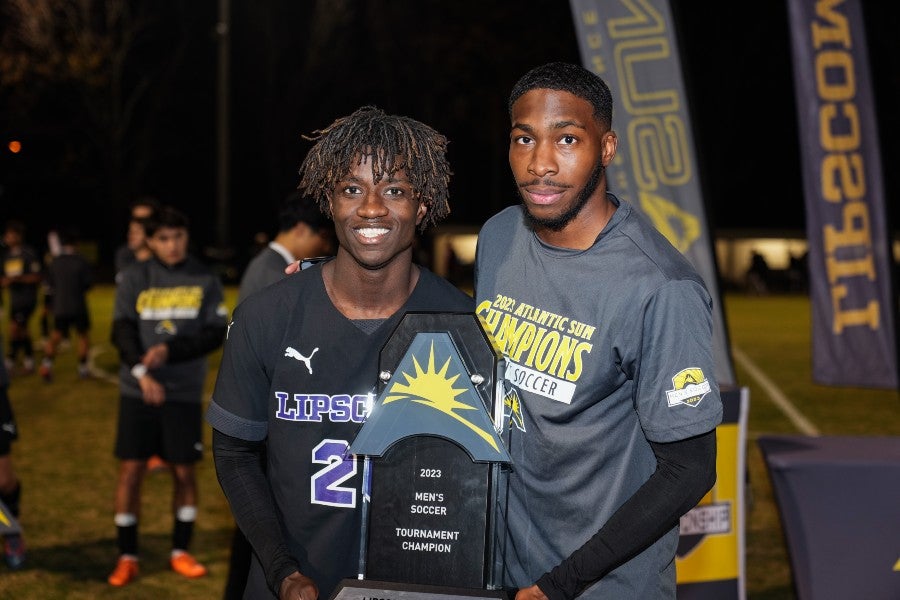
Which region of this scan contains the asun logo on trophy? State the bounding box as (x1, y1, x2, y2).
(351, 333, 510, 463)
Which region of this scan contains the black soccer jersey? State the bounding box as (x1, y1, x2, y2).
(208, 264, 473, 598)
(113, 255, 228, 402)
(2, 243, 42, 311)
(46, 251, 92, 318)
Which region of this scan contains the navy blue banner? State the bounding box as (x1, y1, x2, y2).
(758, 434, 900, 599)
(568, 0, 735, 387)
(788, 0, 899, 388)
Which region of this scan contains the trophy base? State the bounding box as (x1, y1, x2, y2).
(329, 578, 512, 600)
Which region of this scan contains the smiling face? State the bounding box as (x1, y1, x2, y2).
(509, 88, 617, 240)
(329, 155, 426, 271)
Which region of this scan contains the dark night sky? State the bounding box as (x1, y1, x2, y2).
(226, 1, 900, 244)
(1, 1, 898, 274)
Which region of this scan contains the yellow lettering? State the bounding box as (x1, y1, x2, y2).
(567, 342, 592, 382)
(811, 0, 850, 48)
(825, 253, 875, 284)
(522, 327, 547, 368)
(819, 102, 859, 152)
(821, 153, 865, 202)
(831, 285, 879, 333)
(590, 54, 607, 74)
(823, 201, 871, 255)
(568, 321, 597, 341)
(492, 294, 516, 311)
(617, 38, 677, 115)
(136, 286, 202, 313)
(607, 0, 664, 37)
(630, 115, 690, 190)
(533, 331, 561, 372)
(492, 313, 517, 354)
(548, 336, 578, 379)
(581, 10, 599, 26)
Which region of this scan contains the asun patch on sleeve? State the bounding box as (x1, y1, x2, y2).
(665, 367, 712, 408)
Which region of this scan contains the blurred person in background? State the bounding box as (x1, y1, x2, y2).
(38, 229, 63, 345)
(114, 197, 160, 282)
(221, 190, 334, 600)
(39, 227, 93, 382)
(114, 197, 166, 472)
(237, 191, 335, 303)
(1, 220, 43, 376)
(107, 206, 228, 587)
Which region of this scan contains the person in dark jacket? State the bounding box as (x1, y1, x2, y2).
(38, 227, 93, 381)
(107, 206, 228, 587)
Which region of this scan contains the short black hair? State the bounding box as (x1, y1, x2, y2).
(508, 62, 613, 128)
(143, 205, 189, 237)
(277, 191, 332, 234)
(298, 106, 452, 232)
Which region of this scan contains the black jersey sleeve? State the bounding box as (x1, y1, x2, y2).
(111, 318, 144, 368)
(534, 429, 717, 600)
(212, 429, 302, 594)
(110, 262, 145, 367)
(166, 323, 227, 363)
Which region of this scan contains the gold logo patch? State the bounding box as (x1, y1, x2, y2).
(665, 367, 711, 408)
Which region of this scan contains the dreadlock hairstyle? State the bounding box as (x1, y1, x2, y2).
(298, 106, 452, 231)
(508, 62, 613, 129)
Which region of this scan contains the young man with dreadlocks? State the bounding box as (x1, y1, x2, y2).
(207, 106, 474, 600)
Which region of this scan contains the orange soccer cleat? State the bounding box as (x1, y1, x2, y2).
(146, 455, 168, 472)
(107, 555, 139, 586)
(170, 551, 207, 578)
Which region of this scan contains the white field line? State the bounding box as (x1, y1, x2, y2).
(87, 344, 120, 385)
(731, 346, 820, 436)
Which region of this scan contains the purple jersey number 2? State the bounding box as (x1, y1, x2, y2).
(311, 439, 358, 508)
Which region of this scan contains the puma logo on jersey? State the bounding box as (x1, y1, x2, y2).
(285, 346, 318, 374)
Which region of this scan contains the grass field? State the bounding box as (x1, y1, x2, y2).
(1, 287, 898, 599)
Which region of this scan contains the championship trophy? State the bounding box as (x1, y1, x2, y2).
(329, 312, 512, 600)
